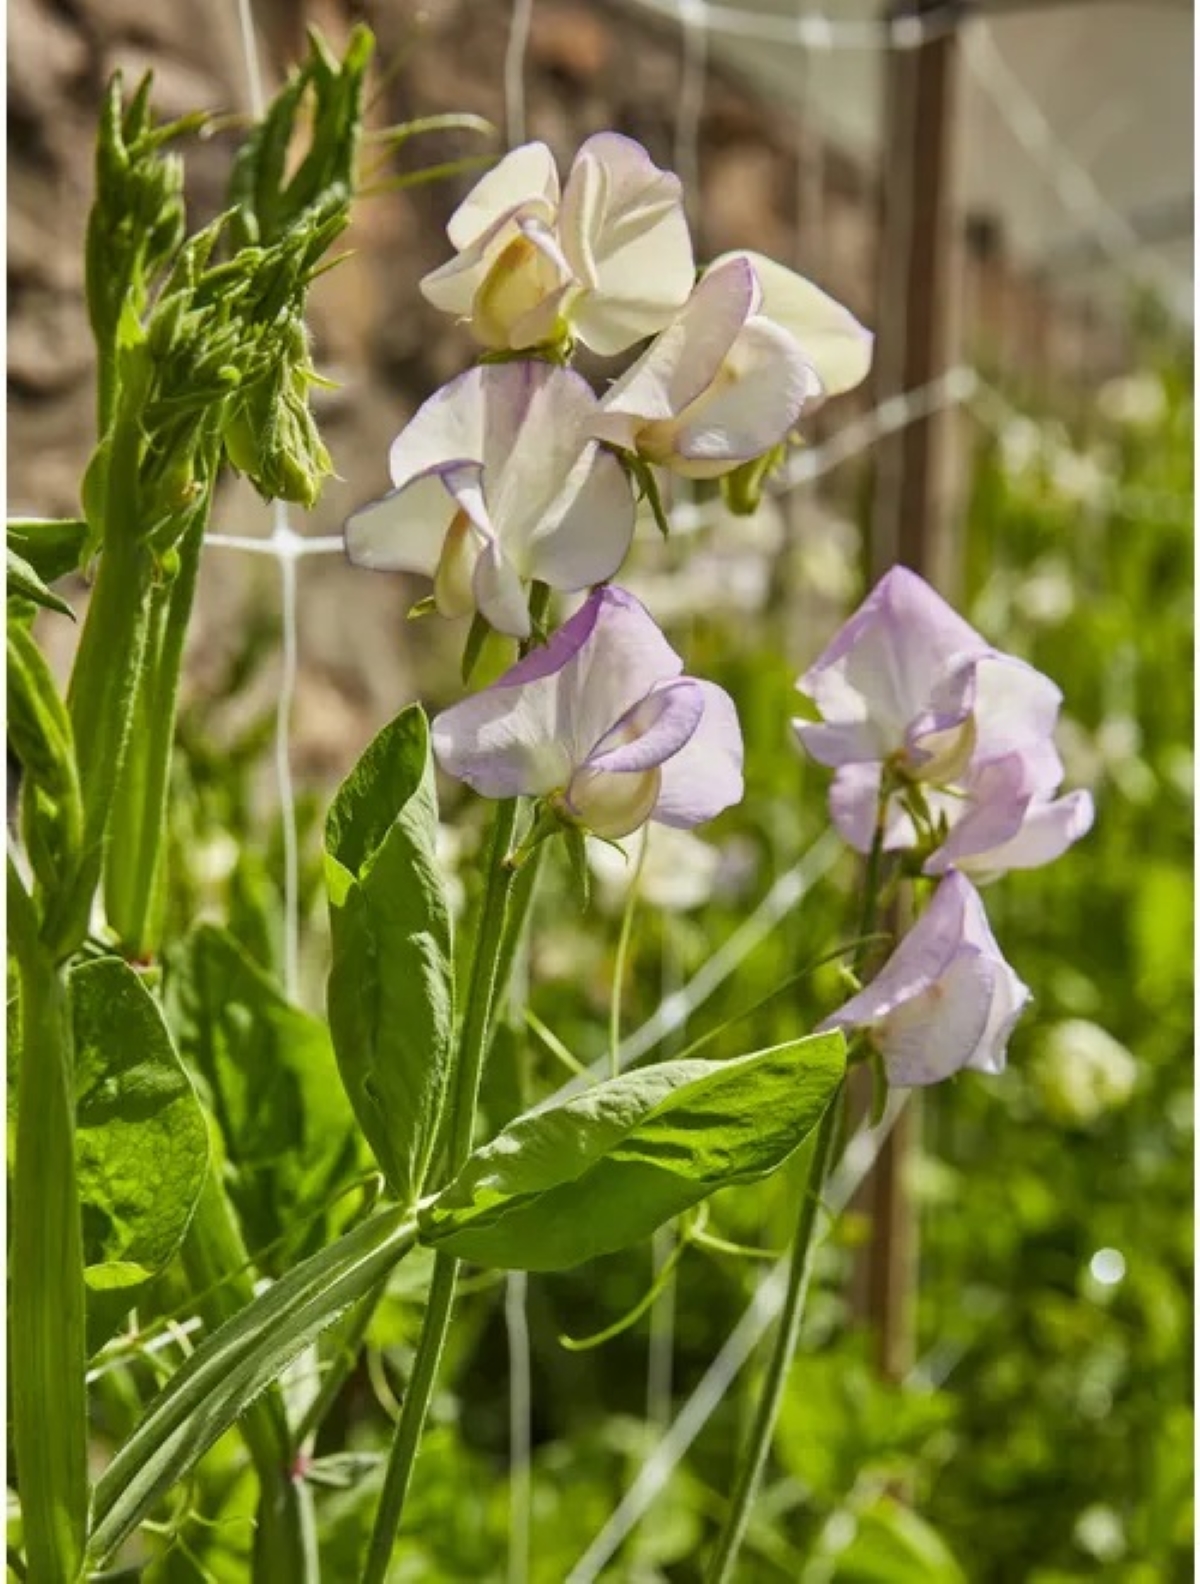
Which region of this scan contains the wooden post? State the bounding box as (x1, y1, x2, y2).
(855, 0, 964, 1384)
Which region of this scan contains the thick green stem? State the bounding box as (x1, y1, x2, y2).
(181, 1173, 318, 1583)
(8, 867, 89, 1584)
(704, 1090, 843, 1583)
(104, 493, 210, 956)
(362, 795, 523, 1584)
(705, 792, 893, 1581)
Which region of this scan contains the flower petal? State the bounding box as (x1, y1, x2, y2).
(969, 654, 1065, 792)
(446, 141, 560, 250)
(795, 566, 989, 766)
(826, 762, 916, 853)
(669, 315, 818, 475)
(388, 366, 493, 487)
(478, 364, 636, 588)
(344, 471, 458, 576)
(873, 948, 998, 1086)
(559, 133, 695, 355)
(939, 788, 1095, 881)
(472, 537, 532, 638)
(653, 680, 745, 827)
(712, 250, 873, 397)
(433, 587, 684, 798)
(584, 679, 705, 773)
(592, 258, 758, 444)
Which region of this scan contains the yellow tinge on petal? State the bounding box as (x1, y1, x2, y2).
(560, 765, 662, 840)
(473, 232, 567, 349)
(434, 510, 480, 619)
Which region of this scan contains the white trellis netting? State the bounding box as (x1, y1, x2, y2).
(204, 2, 1185, 1574)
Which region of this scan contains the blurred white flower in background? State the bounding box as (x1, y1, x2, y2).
(1096, 372, 1167, 429)
(1033, 1018, 1138, 1126)
(588, 823, 723, 913)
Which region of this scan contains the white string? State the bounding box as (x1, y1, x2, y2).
(505, 1270, 533, 1584)
(271, 504, 302, 1002)
(674, 0, 708, 224)
(619, 0, 961, 51)
(566, 1092, 912, 1583)
(204, 532, 345, 557)
(234, 0, 266, 119)
(505, 0, 535, 148)
(230, 0, 302, 1003)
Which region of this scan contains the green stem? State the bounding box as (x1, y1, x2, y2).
(8, 864, 89, 1584)
(609, 828, 649, 1079)
(704, 1089, 843, 1584)
(104, 489, 211, 956)
(705, 788, 893, 1582)
(362, 795, 523, 1584)
(181, 1173, 319, 1583)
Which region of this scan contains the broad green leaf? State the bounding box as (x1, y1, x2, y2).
(7, 516, 88, 586)
(87, 1205, 419, 1567)
(421, 1032, 846, 1271)
(325, 705, 454, 1205)
(6, 546, 75, 618)
(71, 957, 209, 1289)
(166, 923, 368, 1269)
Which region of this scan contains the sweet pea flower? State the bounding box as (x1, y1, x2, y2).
(420, 135, 694, 356)
(590, 253, 872, 478)
(432, 586, 743, 839)
(793, 565, 1093, 877)
(820, 870, 1031, 1086)
(344, 362, 634, 639)
(828, 756, 1096, 881)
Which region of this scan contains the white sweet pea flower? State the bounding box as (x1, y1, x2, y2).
(709, 250, 875, 400)
(345, 362, 634, 639)
(590, 256, 820, 478)
(590, 251, 872, 479)
(420, 134, 695, 356)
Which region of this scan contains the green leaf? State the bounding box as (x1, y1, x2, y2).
(325, 705, 455, 1205)
(420, 1032, 846, 1270)
(834, 1495, 967, 1583)
(6, 546, 75, 619)
(71, 958, 210, 1290)
(8, 617, 83, 899)
(86, 1205, 419, 1568)
(6, 517, 89, 587)
(166, 923, 369, 1268)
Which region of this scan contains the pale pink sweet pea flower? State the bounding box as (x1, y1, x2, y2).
(590, 253, 872, 478)
(344, 362, 634, 640)
(432, 586, 743, 839)
(793, 565, 1092, 878)
(420, 135, 695, 356)
(829, 756, 1095, 881)
(820, 870, 1031, 1086)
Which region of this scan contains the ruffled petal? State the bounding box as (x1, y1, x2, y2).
(584, 679, 704, 772)
(796, 566, 989, 765)
(446, 141, 560, 250)
(874, 949, 998, 1086)
(669, 316, 818, 475)
(388, 366, 493, 487)
(712, 250, 873, 397)
(593, 258, 757, 441)
(480, 365, 635, 588)
(652, 680, 745, 827)
(559, 133, 695, 355)
(942, 788, 1095, 881)
(826, 762, 916, 853)
(344, 471, 458, 577)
